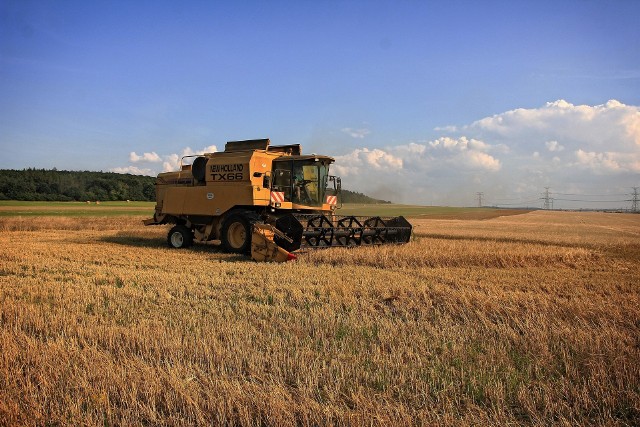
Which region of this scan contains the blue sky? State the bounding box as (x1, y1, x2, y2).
(1, 0, 639, 207)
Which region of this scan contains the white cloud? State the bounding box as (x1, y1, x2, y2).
(333, 148, 403, 177)
(341, 128, 371, 139)
(115, 145, 219, 176)
(129, 151, 161, 163)
(201, 145, 218, 153)
(434, 125, 458, 132)
(161, 145, 218, 172)
(429, 136, 492, 153)
(545, 140, 564, 152)
(420, 137, 502, 171)
(331, 136, 502, 203)
(162, 154, 180, 173)
(394, 142, 427, 155)
(329, 100, 639, 206)
(467, 99, 640, 154)
(621, 110, 640, 146)
(334, 136, 502, 180)
(573, 149, 640, 174)
(110, 166, 155, 176)
(464, 150, 502, 171)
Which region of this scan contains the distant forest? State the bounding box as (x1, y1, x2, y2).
(0, 169, 390, 204)
(0, 169, 155, 202)
(340, 189, 391, 204)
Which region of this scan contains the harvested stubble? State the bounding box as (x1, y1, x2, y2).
(0, 212, 639, 426)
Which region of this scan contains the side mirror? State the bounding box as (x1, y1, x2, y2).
(263, 175, 271, 189)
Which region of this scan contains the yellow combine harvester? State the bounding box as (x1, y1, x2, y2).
(144, 138, 412, 261)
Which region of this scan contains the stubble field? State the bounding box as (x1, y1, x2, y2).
(0, 207, 638, 426)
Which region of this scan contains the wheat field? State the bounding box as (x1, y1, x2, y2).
(0, 210, 638, 426)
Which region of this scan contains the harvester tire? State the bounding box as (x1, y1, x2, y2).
(167, 225, 194, 249)
(221, 212, 257, 254)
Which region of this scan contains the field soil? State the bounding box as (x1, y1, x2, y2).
(0, 210, 638, 426)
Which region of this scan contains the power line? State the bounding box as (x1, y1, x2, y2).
(482, 187, 639, 210)
(493, 199, 541, 206)
(492, 195, 539, 202)
(553, 198, 628, 203)
(551, 192, 627, 197)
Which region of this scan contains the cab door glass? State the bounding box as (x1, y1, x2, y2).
(292, 164, 317, 205)
(272, 169, 292, 201)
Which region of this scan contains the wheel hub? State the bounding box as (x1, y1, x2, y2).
(170, 232, 184, 247)
(227, 222, 246, 249)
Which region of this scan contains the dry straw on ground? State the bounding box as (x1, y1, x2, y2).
(0, 211, 639, 426)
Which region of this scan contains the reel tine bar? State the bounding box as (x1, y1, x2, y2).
(289, 214, 412, 249)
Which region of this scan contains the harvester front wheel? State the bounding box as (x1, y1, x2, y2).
(221, 213, 255, 254)
(167, 225, 194, 249)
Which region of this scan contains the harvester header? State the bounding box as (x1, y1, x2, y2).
(144, 138, 412, 261)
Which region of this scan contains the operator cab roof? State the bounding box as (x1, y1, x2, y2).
(224, 138, 301, 155)
(223, 138, 334, 162)
(275, 154, 335, 163)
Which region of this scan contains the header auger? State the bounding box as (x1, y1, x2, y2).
(144, 138, 412, 261)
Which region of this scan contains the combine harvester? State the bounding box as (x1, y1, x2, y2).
(144, 139, 412, 261)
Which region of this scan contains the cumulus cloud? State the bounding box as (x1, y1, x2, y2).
(332, 148, 403, 177)
(573, 149, 640, 174)
(331, 136, 502, 204)
(423, 137, 502, 171)
(160, 144, 219, 172)
(334, 137, 502, 176)
(545, 140, 564, 152)
(463, 150, 501, 171)
(113, 145, 218, 176)
(330, 100, 639, 207)
(467, 99, 639, 153)
(341, 128, 371, 139)
(162, 155, 181, 173)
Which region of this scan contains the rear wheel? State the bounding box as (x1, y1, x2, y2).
(167, 225, 194, 249)
(221, 212, 257, 254)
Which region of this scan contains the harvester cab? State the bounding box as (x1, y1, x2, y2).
(143, 138, 411, 262)
(269, 156, 339, 209)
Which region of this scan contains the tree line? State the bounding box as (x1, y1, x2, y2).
(0, 169, 156, 201)
(339, 189, 391, 204)
(0, 169, 390, 204)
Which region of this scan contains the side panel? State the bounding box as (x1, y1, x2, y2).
(162, 185, 254, 218)
(162, 152, 255, 217)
